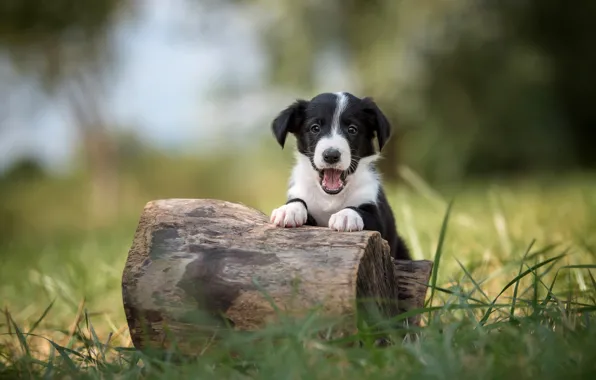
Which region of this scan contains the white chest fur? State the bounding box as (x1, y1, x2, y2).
(286, 153, 380, 226)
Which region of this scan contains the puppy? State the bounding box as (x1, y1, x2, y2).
(269, 92, 411, 261)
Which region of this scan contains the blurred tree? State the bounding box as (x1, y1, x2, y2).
(522, 0, 596, 169)
(415, 0, 596, 180)
(196, 0, 476, 182)
(199, 0, 596, 184)
(335, 0, 468, 181)
(0, 157, 46, 183)
(0, 158, 45, 244)
(0, 0, 136, 223)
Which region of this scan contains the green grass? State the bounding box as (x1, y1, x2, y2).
(1, 173, 596, 379)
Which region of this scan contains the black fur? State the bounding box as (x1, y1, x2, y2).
(346, 189, 411, 260)
(272, 92, 411, 261)
(272, 93, 389, 174)
(272, 100, 308, 148)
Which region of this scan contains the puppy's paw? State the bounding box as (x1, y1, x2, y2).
(328, 208, 364, 232)
(270, 202, 307, 228)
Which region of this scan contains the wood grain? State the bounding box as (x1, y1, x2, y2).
(121, 199, 433, 354)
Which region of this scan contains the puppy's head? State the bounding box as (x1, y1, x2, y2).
(272, 92, 391, 195)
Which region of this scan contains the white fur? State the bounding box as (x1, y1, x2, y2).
(328, 208, 364, 232)
(313, 92, 351, 171)
(284, 152, 380, 227)
(270, 201, 307, 227)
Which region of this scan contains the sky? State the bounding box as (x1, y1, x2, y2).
(0, 0, 294, 174)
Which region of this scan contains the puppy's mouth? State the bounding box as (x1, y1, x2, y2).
(319, 169, 348, 195)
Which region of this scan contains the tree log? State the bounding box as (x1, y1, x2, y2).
(121, 199, 433, 354)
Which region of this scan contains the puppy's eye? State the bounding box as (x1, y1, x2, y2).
(348, 125, 358, 135)
(310, 124, 321, 133)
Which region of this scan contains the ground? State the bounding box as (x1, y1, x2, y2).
(1, 173, 595, 379)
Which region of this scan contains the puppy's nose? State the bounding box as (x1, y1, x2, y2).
(323, 148, 341, 164)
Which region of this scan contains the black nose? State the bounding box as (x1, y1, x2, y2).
(323, 148, 341, 164)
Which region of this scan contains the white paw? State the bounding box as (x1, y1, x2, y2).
(328, 208, 364, 232)
(270, 202, 307, 228)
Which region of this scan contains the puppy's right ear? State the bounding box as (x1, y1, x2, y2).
(271, 99, 308, 148)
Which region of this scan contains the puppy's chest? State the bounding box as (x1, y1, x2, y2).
(306, 197, 346, 227)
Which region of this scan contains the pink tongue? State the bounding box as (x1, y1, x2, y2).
(323, 170, 343, 190)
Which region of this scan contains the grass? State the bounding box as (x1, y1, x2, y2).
(1, 172, 596, 379)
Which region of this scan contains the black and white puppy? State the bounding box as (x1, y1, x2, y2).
(269, 92, 411, 261)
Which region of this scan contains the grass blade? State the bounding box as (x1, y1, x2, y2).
(588, 270, 596, 302)
(531, 258, 540, 312)
(42, 344, 56, 380)
(480, 252, 566, 325)
(420, 282, 488, 305)
(426, 199, 454, 322)
(48, 340, 78, 372)
(375, 302, 513, 329)
(510, 240, 535, 319)
(521, 258, 560, 295)
(85, 310, 105, 360)
(523, 242, 561, 263)
(455, 258, 491, 303)
(29, 299, 55, 335)
(558, 264, 596, 269)
(6, 311, 30, 357)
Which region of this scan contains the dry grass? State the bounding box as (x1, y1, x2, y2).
(1, 171, 595, 379)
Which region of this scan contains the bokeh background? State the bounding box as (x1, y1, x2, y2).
(1, 0, 595, 348)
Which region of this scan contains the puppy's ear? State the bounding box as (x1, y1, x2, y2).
(362, 97, 392, 151)
(272, 99, 308, 148)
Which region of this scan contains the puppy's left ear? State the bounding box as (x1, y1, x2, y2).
(271, 99, 308, 149)
(362, 97, 392, 151)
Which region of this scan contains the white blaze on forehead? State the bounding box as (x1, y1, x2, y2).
(313, 92, 351, 170)
(331, 92, 349, 133)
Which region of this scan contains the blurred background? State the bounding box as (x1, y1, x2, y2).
(1, 0, 595, 341)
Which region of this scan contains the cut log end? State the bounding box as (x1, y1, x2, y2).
(121, 199, 433, 354)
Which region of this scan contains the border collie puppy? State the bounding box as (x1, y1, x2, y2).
(269, 92, 411, 261)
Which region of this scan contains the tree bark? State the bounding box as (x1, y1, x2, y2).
(121, 199, 432, 354)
